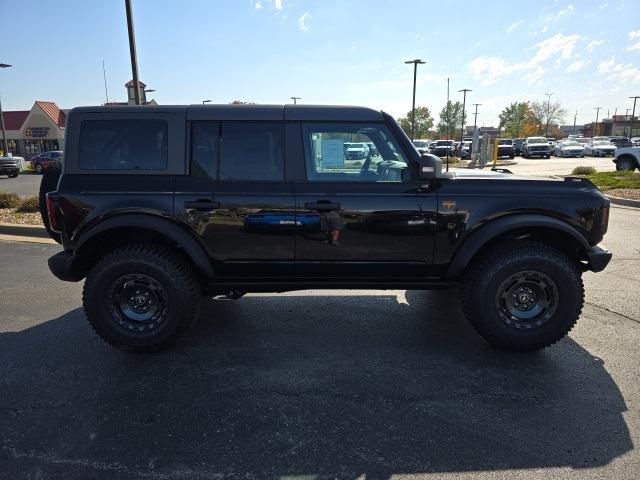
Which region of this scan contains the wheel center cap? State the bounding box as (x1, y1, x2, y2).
(519, 293, 530, 303)
(132, 295, 146, 306)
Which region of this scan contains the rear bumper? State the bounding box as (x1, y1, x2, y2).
(585, 245, 612, 272)
(0, 166, 19, 174)
(48, 251, 86, 282)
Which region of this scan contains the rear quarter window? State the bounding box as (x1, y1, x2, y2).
(78, 119, 168, 170)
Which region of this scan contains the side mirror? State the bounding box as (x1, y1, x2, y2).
(418, 153, 442, 180)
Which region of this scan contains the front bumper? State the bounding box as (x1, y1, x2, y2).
(585, 245, 612, 272)
(48, 251, 87, 282)
(0, 166, 19, 174)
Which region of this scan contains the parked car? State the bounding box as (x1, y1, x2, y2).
(0, 156, 20, 178)
(585, 140, 616, 157)
(365, 142, 379, 156)
(30, 150, 63, 173)
(630, 137, 640, 146)
(546, 138, 557, 149)
(575, 137, 590, 145)
(497, 139, 515, 159)
(613, 146, 640, 171)
(430, 140, 455, 157)
(412, 139, 431, 155)
(45, 104, 612, 353)
(459, 141, 473, 159)
(522, 137, 551, 158)
(609, 136, 631, 148)
(593, 136, 610, 143)
(344, 143, 369, 160)
(513, 138, 525, 156)
(556, 141, 585, 158)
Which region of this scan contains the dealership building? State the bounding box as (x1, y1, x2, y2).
(0, 101, 67, 158)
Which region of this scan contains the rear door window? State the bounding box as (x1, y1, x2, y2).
(78, 119, 168, 170)
(219, 123, 284, 181)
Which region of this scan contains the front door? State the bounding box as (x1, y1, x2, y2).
(175, 121, 295, 277)
(294, 122, 438, 278)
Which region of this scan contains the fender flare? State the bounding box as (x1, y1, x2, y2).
(445, 214, 590, 278)
(76, 214, 215, 278)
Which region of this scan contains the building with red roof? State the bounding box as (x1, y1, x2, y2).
(1, 101, 67, 158)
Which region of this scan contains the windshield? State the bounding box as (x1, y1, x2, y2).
(413, 141, 428, 148)
(594, 141, 612, 145)
(436, 140, 453, 146)
(499, 140, 512, 145)
(528, 137, 547, 143)
(564, 142, 580, 147)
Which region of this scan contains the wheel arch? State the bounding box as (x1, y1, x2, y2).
(614, 153, 639, 166)
(445, 214, 590, 279)
(75, 214, 214, 279)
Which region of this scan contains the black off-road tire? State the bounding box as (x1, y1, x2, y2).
(38, 161, 62, 243)
(616, 156, 637, 172)
(82, 244, 202, 353)
(460, 241, 584, 351)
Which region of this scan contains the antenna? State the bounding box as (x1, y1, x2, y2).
(102, 60, 109, 104)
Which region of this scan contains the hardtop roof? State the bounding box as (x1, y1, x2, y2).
(68, 104, 384, 122)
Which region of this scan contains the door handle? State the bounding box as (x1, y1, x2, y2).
(184, 199, 220, 210)
(304, 201, 341, 211)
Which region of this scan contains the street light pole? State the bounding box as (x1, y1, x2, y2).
(629, 96, 640, 140)
(544, 92, 554, 137)
(404, 59, 426, 141)
(458, 88, 471, 144)
(290, 96, 301, 105)
(594, 106, 602, 137)
(472, 103, 481, 132)
(0, 63, 11, 156)
(124, 0, 141, 105)
(624, 108, 631, 137)
(573, 111, 577, 135)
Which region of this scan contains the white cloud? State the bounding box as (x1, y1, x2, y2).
(298, 12, 311, 31)
(587, 39, 604, 53)
(629, 30, 640, 40)
(467, 33, 582, 85)
(596, 57, 640, 83)
(628, 42, 640, 51)
(274, 0, 283, 9)
(506, 20, 523, 34)
(543, 4, 575, 23)
(566, 59, 590, 73)
(254, 1, 263, 10)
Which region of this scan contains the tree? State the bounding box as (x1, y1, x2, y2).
(397, 106, 435, 139)
(437, 101, 464, 139)
(530, 100, 567, 136)
(499, 102, 532, 138)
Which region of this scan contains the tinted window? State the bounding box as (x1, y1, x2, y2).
(219, 123, 284, 181)
(79, 120, 168, 170)
(302, 123, 408, 182)
(191, 122, 219, 179)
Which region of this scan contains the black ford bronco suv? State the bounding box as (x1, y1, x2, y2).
(45, 105, 612, 353)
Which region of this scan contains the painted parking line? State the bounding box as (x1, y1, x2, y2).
(0, 233, 58, 245)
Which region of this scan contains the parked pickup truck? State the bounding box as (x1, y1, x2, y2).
(522, 137, 551, 159)
(43, 104, 612, 353)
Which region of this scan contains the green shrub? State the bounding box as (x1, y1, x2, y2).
(0, 191, 21, 208)
(587, 171, 640, 190)
(571, 166, 596, 176)
(16, 196, 40, 213)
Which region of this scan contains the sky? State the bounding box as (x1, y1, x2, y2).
(1, 0, 639, 128)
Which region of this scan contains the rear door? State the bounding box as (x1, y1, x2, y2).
(175, 120, 295, 277)
(293, 122, 438, 278)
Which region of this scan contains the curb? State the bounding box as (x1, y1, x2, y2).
(606, 195, 640, 208)
(0, 222, 49, 239)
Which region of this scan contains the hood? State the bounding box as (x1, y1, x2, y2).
(449, 167, 557, 182)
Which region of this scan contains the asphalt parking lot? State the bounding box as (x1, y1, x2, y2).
(0, 173, 41, 197)
(0, 205, 638, 479)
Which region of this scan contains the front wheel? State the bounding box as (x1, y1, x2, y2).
(8, 172, 19, 178)
(460, 241, 583, 351)
(83, 244, 202, 352)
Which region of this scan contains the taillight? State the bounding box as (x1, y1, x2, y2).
(601, 205, 609, 235)
(46, 192, 61, 232)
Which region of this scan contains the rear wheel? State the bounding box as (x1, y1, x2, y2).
(460, 241, 583, 351)
(82, 244, 202, 352)
(616, 157, 637, 172)
(8, 172, 19, 178)
(34, 163, 43, 174)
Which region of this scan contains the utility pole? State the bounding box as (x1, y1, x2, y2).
(446, 77, 450, 171)
(458, 88, 471, 144)
(629, 96, 640, 140)
(624, 108, 631, 137)
(290, 96, 301, 105)
(472, 103, 481, 132)
(594, 106, 602, 137)
(125, 0, 141, 105)
(404, 59, 426, 141)
(544, 92, 554, 136)
(573, 111, 577, 135)
(0, 63, 11, 156)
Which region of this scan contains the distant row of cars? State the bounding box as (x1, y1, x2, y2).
(413, 135, 639, 160)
